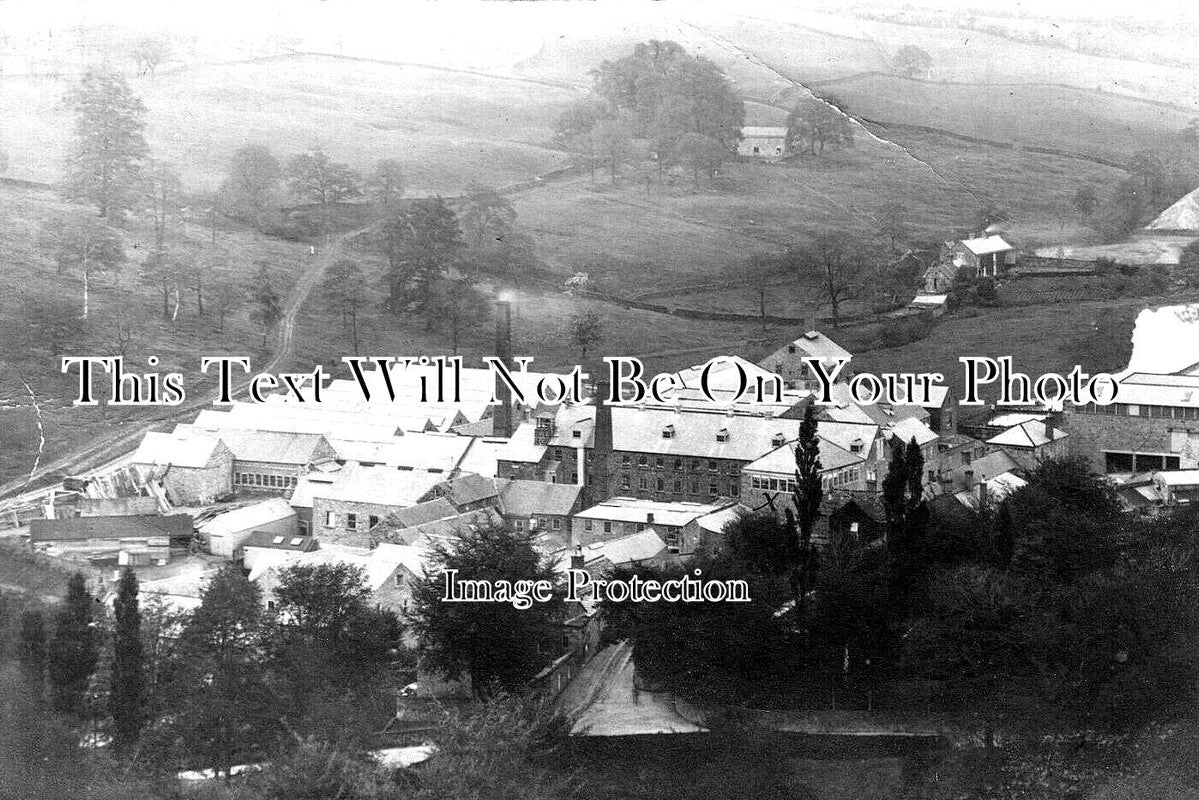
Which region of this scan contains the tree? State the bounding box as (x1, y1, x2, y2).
(109, 318, 138, 359)
(110, 567, 145, 754)
(785, 94, 853, 156)
(797, 233, 866, 327)
(130, 34, 172, 77)
(894, 45, 933, 78)
(743, 254, 779, 330)
(250, 267, 283, 349)
(590, 117, 637, 184)
(553, 96, 611, 145)
(672, 131, 727, 186)
(41, 210, 126, 319)
(209, 280, 244, 332)
(1098, 179, 1148, 241)
(1127, 150, 1166, 205)
(142, 160, 183, 252)
(219, 143, 282, 227)
(1177, 239, 1199, 288)
(594, 40, 744, 151)
(322, 258, 367, 354)
(879, 202, 911, 251)
(882, 437, 929, 616)
(1073, 184, 1098, 217)
(140, 249, 185, 321)
(377, 196, 463, 314)
(286, 147, 363, 239)
(18, 609, 48, 697)
(724, 511, 799, 578)
(62, 71, 148, 219)
(410, 523, 562, 696)
(269, 562, 402, 717)
(171, 564, 278, 780)
(457, 183, 516, 249)
(786, 404, 823, 613)
(47, 573, 98, 717)
(567, 309, 604, 360)
(366, 158, 404, 210)
(427, 275, 489, 354)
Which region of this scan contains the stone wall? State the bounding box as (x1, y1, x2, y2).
(1068, 410, 1199, 471)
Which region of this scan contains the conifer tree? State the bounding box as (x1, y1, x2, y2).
(111, 567, 146, 753)
(787, 404, 823, 611)
(63, 71, 148, 219)
(47, 573, 98, 716)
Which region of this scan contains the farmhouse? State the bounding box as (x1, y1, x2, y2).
(737, 126, 788, 158)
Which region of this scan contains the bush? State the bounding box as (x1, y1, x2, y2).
(877, 316, 935, 349)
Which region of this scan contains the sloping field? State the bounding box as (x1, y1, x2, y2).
(0, 55, 576, 194)
(514, 128, 1124, 292)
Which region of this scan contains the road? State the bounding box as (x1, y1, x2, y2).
(563, 642, 705, 737)
(0, 227, 367, 505)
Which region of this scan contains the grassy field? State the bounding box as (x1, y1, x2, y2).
(0, 184, 310, 486)
(513, 127, 1124, 300)
(0, 55, 576, 194)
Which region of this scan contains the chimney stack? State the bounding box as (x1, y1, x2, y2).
(586, 375, 614, 508)
(646, 512, 654, 525)
(493, 299, 514, 438)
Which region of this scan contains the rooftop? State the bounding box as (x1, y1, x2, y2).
(131, 430, 225, 469)
(574, 497, 737, 527)
(986, 420, 1068, 448)
(242, 530, 319, 552)
(760, 331, 852, 367)
(959, 234, 1015, 256)
(199, 498, 295, 537)
(31, 513, 194, 543)
(500, 480, 584, 518)
(741, 126, 788, 138)
(308, 463, 446, 507)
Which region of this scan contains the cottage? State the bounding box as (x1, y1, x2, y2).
(737, 126, 788, 158)
(986, 418, 1069, 471)
(199, 498, 297, 559)
(30, 514, 193, 565)
(498, 480, 584, 542)
(130, 430, 233, 505)
(758, 331, 852, 391)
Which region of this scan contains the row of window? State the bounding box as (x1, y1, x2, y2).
(512, 516, 564, 532)
(1103, 451, 1181, 473)
(618, 473, 738, 496)
(323, 511, 380, 530)
(749, 468, 862, 493)
(1078, 403, 1199, 420)
(236, 472, 297, 489)
(619, 454, 734, 473)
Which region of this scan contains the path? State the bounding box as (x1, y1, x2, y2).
(565, 642, 705, 737)
(0, 227, 367, 504)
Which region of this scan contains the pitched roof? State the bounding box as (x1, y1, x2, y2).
(242, 530, 318, 552)
(1105, 371, 1199, 408)
(883, 417, 939, 448)
(132, 431, 224, 469)
(986, 420, 1068, 448)
(383, 497, 459, 528)
(611, 407, 804, 462)
(309, 464, 445, 507)
(30, 513, 193, 543)
(587, 528, 668, 566)
(328, 432, 473, 472)
(955, 472, 1027, 510)
(387, 507, 505, 547)
(744, 439, 863, 475)
(959, 235, 1014, 255)
(500, 480, 584, 518)
(741, 126, 788, 138)
(204, 428, 332, 465)
(430, 473, 502, 508)
(1146, 186, 1199, 231)
(574, 497, 736, 527)
(77, 497, 160, 517)
(199, 499, 296, 537)
(761, 331, 852, 366)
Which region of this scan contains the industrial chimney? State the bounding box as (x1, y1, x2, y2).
(586, 374, 614, 508)
(493, 298, 514, 439)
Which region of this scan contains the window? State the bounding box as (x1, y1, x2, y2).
(347, 513, 358, 530)
(395, 573, 404, 587)
(709, 481, 719, 496)
(552, 518, 562, 530)
(639, 477, 648, 490)
(674, 480, 682, 492)
(514, 519, 525, 531)
(656, 457, 664, 468)
(656, 477, 664, 491)
(787, 345, 796, 354)
(716, 429, 729, 443)
(325, 511, 336, 527)
(298, 520, 309, 535)
(674, 458, 682, 469)
(730, 483, 739, 496)
(709, 461, 718, 472)
(638, 455, 648, 466)
(662, 425, 675, 439)
(369, 515, 379, 528)
(621, 474, 631, 489)
(637, 523, 646, 532)
(604, 521, 612, 533)
(572, 430, 582, 439)
(622, 454, 631, 466)
(584, 519, 593, 531)
(553, 447, 563, 461)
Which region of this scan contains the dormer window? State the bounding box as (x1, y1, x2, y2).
(662, 425, 675, 439)
(772, 433, 786, 448)
(850, 439, 864, 454)
(716, 428, 730, 443)
(787, 345, 796, 354)
(572, 429, 582, 439)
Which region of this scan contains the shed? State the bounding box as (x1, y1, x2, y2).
(199, 498, 297, 558)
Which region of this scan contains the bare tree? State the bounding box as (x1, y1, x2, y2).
(130, 35, 172, 78)
(322, 259, 367, 354)
(567, 309, 604, 360)
(798, 233, 868, 327)
(286, 147, 363, 240)
(368, 159, 405, 210)
(143, 160, 184, 252)
(40, 209, 126, 320)
(209, 281, 244, 333)
(111, 319, 138, 358)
